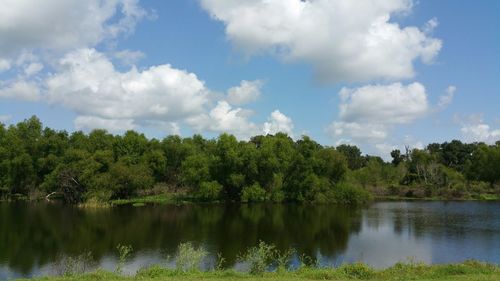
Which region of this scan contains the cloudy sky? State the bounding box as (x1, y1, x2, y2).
(0, 0, 499, 157)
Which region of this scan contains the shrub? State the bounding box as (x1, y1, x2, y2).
(175, 242, 207, 272)
(238, 241, 275, 275)
(241, 183, 267, 202)
(53, 251, 95, 276)
(198, 181, 223, 201)
(328, 182, 371, 204)
(340, 262, 375, 279)
(115, 244, 133, 274)
(275, 248, 295, 272)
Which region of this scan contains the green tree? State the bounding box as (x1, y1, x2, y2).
(336, 144, 365, 170)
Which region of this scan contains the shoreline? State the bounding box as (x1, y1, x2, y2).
(1, 192, 499, 208)
(17, 261, 500, 281)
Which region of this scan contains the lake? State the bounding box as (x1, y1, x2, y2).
(1, 201, 499, 279)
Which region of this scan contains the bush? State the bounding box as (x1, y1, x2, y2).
(238, 241, 275, 275)
(275, 248, 295, 272)
(136, 265, 173, 278)
(340, 262, 375, 279)
(328, 182, 371, 204)
(53, 251, 95, 276)
(241, 183, 267, 202)
(175, 242, 207, 272)
(115, 244, 133, 274)
(197, 181, 223, 201)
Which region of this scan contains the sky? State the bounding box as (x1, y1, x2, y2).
(0, 0, 499, 158)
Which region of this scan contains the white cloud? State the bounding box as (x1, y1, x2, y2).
(375, 143, 399, 159)
(187, 102, 295, 139)
(227, 80, 263, 105)
(0, 0, 147, 57)
(328, 122, 388, 143)
(461, 118, 500, 144)
(46, 48, 209, 126)
(0, 80, 41, 101)
(263, 110, 294, 136)
(23, 62, 44, 77)
(438, 85, 456, 109)
(74, 116, 136, 133)
(187, 101, 260, 139)
(142, 120, 181, 136)
(339, 82, 428, 124)
(328, 82, 429, 154)
(200, 0, 442, 82)
(113, 49, 145, 66)
(0, 59, 11, 72)
(423, 17, 439, 34)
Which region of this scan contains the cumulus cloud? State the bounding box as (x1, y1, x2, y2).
(0, 59, 10, 72)
(0, 0, 296, 139)
(187, 101, 260, 139)
(263, 110, 294, 136)
(113, 49, 145, 66)
(438, 85, 456, 109)
(74, 116, 136, 133)
(0, 80, 41, 101)
(227, 80, 263, 105)
(200, 0, 442, 82)
(0, 0, 147, 57)
(188, 102, 295, 139)
(23, 62, 44, 77)
(328, 122, 388, 143)
(46, 48, 209, 131)
(42, 48, 291, 137)
(339, 82, 428, 124)
(460, 116, 500, 144)
(328, 82, 429, 148)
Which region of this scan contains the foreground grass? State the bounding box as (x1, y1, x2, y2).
(19, 261, 500, 281)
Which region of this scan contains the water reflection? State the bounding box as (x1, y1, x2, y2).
(0, 201, 499, 278)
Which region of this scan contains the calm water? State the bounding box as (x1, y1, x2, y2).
(1, 201, 499, 279)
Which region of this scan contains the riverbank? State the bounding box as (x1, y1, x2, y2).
(107, 192, 500, 207)
(2, 190, 499, 207)
(375, 194, 500, 201)
(18, 261, 500, 281)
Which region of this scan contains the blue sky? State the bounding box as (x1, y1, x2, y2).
(0, 0, 499, 157)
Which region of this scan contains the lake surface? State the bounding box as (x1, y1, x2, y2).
(1, 201, 499, 279)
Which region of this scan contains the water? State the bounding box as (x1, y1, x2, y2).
(0, 201, 499, 279)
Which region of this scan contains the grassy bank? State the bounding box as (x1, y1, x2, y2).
(108, 192, 500, 207)
(110, 193, 181, 206)
(19, 261, 500, 281)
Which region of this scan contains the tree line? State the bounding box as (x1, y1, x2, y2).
(0, 116, 498, 204)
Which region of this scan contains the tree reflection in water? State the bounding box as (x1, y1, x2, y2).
(0, 202, 362, 275)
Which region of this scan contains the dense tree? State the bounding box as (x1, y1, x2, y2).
(336, 144, 365, 170)
(466, 143, 500, 184)
(0, 116, 498, 203)
(390, 149, 404, 166)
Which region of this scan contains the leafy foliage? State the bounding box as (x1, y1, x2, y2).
(175, 242, 207, 272)
(0, 116, 498, 203)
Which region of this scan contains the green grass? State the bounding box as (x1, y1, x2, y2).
(18, 261, 500, 281)
(108, 192, 500, 207)
(110, 194, 177, 206)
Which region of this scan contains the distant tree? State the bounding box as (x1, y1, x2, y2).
(181, 154, 212, 189)
(336, 144, 365, 170)
(390, 149, 404, 166)
(0, 115, 497, 203)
